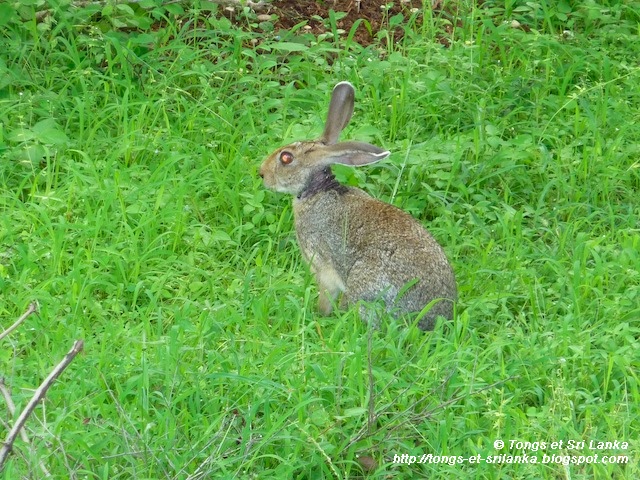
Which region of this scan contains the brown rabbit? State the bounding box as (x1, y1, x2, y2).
(259, 82, 457, 330)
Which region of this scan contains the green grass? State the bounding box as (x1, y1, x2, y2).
(1, 0, 639, 478)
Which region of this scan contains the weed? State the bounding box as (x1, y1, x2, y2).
(0, 1, 638, 478)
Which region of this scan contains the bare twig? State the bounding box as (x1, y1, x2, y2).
(0, 302, 38, 342)
(0, 340, 84, 471)
(0, 379, 30, 446)
(0, 378, 52, 477)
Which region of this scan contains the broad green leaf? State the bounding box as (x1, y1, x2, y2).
(32, 119, 70, 145)
(0, 4, 15, 26)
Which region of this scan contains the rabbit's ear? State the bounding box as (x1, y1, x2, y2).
(320, 82, 355, 145)
(314, 141, 390, 167)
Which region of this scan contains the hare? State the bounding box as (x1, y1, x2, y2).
(259, 82, 457, 330)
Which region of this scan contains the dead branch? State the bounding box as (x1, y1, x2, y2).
(0, 340, 84, 472)
(0, 302, 38, 342)
(0, 379, 30, 446)
(0, 378, 52, 477)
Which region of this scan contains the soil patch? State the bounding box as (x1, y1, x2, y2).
(240, 0, 457, 47)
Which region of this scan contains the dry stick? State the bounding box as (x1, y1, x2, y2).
(0, 302, 38, 342)
(0, 340, 84, 471)
(0, 379, 52, 477)
(0, 379, 31, 447)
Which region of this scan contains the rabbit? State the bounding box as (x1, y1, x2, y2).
(259, 81, 457, 330)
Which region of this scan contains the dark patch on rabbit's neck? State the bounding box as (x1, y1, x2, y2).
(297, 167, 348, 200)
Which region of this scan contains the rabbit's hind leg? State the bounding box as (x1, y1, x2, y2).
(340, 261, 397, 327)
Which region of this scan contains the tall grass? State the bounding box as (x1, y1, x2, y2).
(1, 1, 638, 478)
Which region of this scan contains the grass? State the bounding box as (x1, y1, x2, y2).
(1, 0, 639, 478)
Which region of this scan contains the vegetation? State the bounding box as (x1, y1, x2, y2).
(1, 0, 638, 478)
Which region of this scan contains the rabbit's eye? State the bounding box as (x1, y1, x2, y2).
(279, 151, 294, 165)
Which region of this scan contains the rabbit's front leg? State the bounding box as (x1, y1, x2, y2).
(314, 264, 345, 315)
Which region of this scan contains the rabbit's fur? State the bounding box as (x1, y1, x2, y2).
(259, 82, 457, 330)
